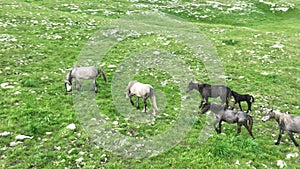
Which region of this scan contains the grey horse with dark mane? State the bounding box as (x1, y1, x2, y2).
(262, 109, 300, 146)
(200, 102, 254, 139)
(65, 66, 107, 93)
(186, 80, 232, 109)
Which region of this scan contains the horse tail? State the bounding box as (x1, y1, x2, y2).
(247, 115, 253, 131)
(98, 69, 107, 82)
(251, 95, 254, 103)
(149, 87, 158, 112)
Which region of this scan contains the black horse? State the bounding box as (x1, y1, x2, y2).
(200, 102, 255, 139)
(231, 90, 254, 113)
(186, 81, 232, 109)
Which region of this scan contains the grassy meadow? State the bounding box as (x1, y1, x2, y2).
(1, 0, 300, 168)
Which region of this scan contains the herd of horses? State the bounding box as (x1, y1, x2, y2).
(65, 66, 300, 147)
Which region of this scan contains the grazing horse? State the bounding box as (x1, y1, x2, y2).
(262, 109, 300, 146)
(186, 81, 232, 109)
(231, 90, 254, 113)
(125, 80, 158, 117)
(200, 102, 254, 139)
(65, 66, 107, 92)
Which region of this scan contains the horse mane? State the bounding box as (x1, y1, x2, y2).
(66, 68, 73, 84)
(126, 80, 138, 91)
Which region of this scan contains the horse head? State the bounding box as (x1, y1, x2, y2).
(262, 109, 274, 122)
(186, 80, 197, 93)
(65, 80, 72, 92)
(200, 102, 211, 114)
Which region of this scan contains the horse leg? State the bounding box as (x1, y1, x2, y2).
(136, 97, 140, 110)
(199, 96, 205, 108)
(75, 79, 81, 91)
(247, 101, 252, 112)
(218, 120, 223, 133)
(238, 101, 243, 112)
(93, 79, 98, 93)
(213, 119, 221, 133)
(225, 96, 229, 110)
(232, 101, 237, 110)
(243, 123, 255, 139)
(142, 97, 147, 113)
(220, 96, 228, 110)
(237, 122, 243, 135)
(129, 95, 134, 106)
(275, 127, 284, 145)
(287, 131, 299, 146)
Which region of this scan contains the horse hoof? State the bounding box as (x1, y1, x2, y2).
(275, 142, 280, 145)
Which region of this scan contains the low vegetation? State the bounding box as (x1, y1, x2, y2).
(1, 0, 300, 168)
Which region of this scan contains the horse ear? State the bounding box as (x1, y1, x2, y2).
(192, 78, 195, 82)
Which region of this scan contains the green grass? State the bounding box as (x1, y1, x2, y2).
(1, 0, 300, 168)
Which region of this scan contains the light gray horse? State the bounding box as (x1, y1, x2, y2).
(65, 66, 107, 92)
(200, 102, 254, 138)
(125, 80, 158, 117)
(262, 109, 300, 146)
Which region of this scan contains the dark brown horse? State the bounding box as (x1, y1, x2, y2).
(262, 109, 300, 146)
(186, 81, 232, 109)
(231, 90, 254, 113)
(200, 102, 254, 139)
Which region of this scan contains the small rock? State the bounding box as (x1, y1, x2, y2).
(66, 123, 76, 130)
(15, 134, 33, 140)
(0, 131, 11, 136)
(1, 82, 14, 89)
(75, 157, 84, 163)
(112, 121, 118, 125)
(277, 160, 286, 168)
(54, 146, 61, 150)
(45, 132, 52, 135)
(10, 141, 23, 147)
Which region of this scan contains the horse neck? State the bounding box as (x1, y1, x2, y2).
(126, 81, 137, 91)
(210, 104, 224, 114)
(67, 69, 73, 83)
(196, 83, 204, 91)
(232, 91, 238, 97)
(273, 111, 285, 124)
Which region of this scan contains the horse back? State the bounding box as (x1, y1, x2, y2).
(72, 66, 98, 79)
(130, 82, 152, 97)
(285, 115, 300, 133)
